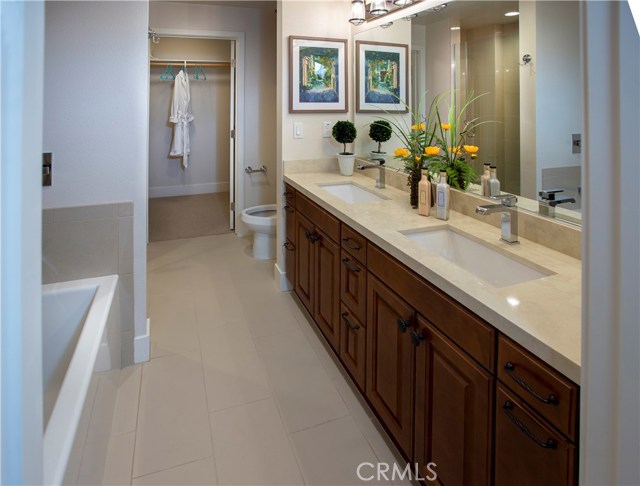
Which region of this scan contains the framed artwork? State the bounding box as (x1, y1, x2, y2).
(289, 36, 348, 113)
(356, 41, 409, 113)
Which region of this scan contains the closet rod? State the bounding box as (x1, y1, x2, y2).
(149, 60, 232, 68)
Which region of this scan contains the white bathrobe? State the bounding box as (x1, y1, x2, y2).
(169, 70, 194, 168)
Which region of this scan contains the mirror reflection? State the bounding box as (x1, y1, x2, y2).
(353, 1, 583, 225)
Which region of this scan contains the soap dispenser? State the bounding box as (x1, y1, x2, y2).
(418, 174, 431, 216)
(436, 170, 450, 220)
(481, 163, 491, 196)
(489, 165, 501, 197)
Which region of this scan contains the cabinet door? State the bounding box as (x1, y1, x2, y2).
(366, 274, 415, 458)
(340, 250, 367, 323)
(414, 316, 493, 486)
(294, 212, 314, 313)
(314, 228, 341, 351)
(339, 304, 366, 391)
(283, 239, 295, 287)
(495, 385, 576, 486)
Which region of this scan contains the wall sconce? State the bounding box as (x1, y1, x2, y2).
(380, 21, 394, 28)
(349, 0, 366, 25)
(393, 0, 413, 6)
(369, 0, 389, 16)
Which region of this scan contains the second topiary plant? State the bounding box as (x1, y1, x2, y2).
(369, 120, 392, 161)
(332, 120, 357, 176)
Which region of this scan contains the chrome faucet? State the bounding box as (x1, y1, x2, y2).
(475, 195, 519, 244)
(538, 189, 576, 218)
(356, 159, 386, 189)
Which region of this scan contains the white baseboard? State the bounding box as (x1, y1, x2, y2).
(134, 318, 150, 363)
(274, 262, 292, 291)
(149, 182, 230, 198)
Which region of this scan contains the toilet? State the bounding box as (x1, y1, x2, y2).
(241, 204, 277, 259)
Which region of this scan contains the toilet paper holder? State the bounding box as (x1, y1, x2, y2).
(245, 165, 267, 174)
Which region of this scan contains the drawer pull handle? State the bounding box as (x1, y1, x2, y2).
(283, 241, 294, 251)
(397, 319, 410, 333)
(342, 258, 361, 273)
(283, 191, 294, 199)
(502, 401, 558, 450)
(504, 362, 559, 405)
(284, 205, 294, 213)
(342, 237, 362, 251)
(341, 312, 360, 331)
(411, 330, 425, 347)
(304, 231, 319, 243)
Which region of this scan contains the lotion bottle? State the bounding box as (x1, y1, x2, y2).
(418, 174, 431, 216)
(489, 165, 501, 197)
(481, 163, 491, 196)
(436, 170, 450, 220)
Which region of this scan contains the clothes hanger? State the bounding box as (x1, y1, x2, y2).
(194, 65, 206, 81)
(160, 64, 175, 81)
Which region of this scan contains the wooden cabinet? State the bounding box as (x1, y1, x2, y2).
(414, 315, 494, 486)
(294, 193, 341, 352)
(283, 184, 296, 287)
(340, 250, 366, 323)
(339, 303, 366, 390)
(495, 385, 576, 486)
(366, 273, 415, 458)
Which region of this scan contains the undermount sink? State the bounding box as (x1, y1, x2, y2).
(318, 182, 387, 204)
(400, 227, 553, 288)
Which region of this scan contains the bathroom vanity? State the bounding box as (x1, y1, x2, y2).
(283, 170, 581, 486)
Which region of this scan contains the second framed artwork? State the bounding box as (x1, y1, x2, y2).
(289, 36, 348, 113)
(356, 41, 409, 113)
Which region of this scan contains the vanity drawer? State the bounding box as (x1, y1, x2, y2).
(296, 192, 340, 243)
(367, 243, 495, 371)
(341, 224, 367, 264)
(340, 303, 366, 391)
(340, 250, 367, 323)
(284, 183, 296, 207)
(498, 335, 579, 442)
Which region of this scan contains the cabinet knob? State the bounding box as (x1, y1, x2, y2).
(504, 362, 559, 405)
(283, 241, 294, 251)
(410, 330, 425, 347)
(397, 319, 410, 333)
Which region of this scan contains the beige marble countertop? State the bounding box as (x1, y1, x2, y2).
(284, 171, 582, 384)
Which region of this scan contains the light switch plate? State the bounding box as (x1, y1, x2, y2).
(322, 121, 332, 138)
(294, 122, 303, 139)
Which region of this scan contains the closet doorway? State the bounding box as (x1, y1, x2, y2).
(147, 33, 241, 242)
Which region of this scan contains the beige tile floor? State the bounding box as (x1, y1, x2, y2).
(104, 233, 411, 486)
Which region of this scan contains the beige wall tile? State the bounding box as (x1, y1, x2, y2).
(53, 203, 118, 222)
(118, 201, 133, 217)
(43, 208, 54, 224)
(118, 216, 133, 274)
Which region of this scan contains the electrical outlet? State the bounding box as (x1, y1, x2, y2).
(294, 122, 303, 139)
(322, 121, 332, 138)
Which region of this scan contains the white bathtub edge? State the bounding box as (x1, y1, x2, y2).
(43, 274, 119, 486)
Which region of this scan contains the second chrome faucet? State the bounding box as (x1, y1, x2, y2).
(356, 159, 386, 189)
(476, 195, 519, 244)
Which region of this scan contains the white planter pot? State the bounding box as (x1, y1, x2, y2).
(369, 151, 387, 164)
(337, 153, 355, 176)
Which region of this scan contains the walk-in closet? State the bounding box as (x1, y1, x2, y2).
(148, 36, 234, 242)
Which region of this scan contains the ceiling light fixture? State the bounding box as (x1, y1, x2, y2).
(428, 3, 448, 13)
(403, 14, 418, 20)
(369, 0, 389, 16)
(381, 21, 394, 28)
(450, 26, 460, 30)
(393, 0, 413, 6)
(504, 11, 519, 16)
(349, 0, 366, 25)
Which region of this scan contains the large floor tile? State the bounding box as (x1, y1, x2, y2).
(255, 329, 349, 433)
(111, 365, 142, 435)
(199, 324, 271, 412)
(149, 291, 199, 359)
(103, 431, 135, 486)
(291, 416, 391, 486)
(132, 457, 217, 486)
(210, 398, 303, 486)
(133, 352, 212, 478)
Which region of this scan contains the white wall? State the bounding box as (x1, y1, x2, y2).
(148, 38, 231, 198)
(519, 0, 537, 200)
(43, 1, 149, 361)
(150, 1, 277, 211)
(534, 1, 582, 195)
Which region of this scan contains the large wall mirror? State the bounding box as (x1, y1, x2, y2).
(353, 1, 583, 225)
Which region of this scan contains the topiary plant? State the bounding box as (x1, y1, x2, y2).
(369, 120, 392, 153)
(332, 121, 357, 155)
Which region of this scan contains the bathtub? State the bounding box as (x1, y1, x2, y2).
(42, 275, 121, 486)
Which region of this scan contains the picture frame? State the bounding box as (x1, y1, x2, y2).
(356, 41, 409, 113)
(289, 36, 348, 113)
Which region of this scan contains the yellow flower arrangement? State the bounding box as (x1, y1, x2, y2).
(394, 147, 410, 157)
(424, 146, 440, 156)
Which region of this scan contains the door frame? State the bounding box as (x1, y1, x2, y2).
(147, 28, 246, 234)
